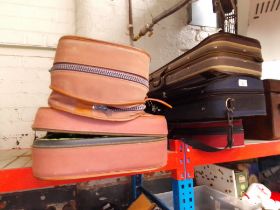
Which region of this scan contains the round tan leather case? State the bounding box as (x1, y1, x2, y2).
(50, 36, 150, 105)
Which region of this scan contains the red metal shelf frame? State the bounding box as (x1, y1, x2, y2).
(185, 140, 280, 178)
(0, 140, 185, 194)
(1, 140, 280, 194)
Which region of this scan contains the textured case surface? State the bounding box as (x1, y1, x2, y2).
(48, 91, 145, 121)
(32, 136, 167, 180)
(49, 36, 150, 121)
(165, 93, 266, 122)
(170, 120, 244, 148)
(52, 36, 150, 104)
(149, 32, 262, 96)
(152, 76, 266, 122)
(33, 107, 168, 136)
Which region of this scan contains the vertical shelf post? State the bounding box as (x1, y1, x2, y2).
(170, 140, 195, 210)
(131, 140, 196, 210)
(131, 174, 143, 201)
(172, 179, 195, 210)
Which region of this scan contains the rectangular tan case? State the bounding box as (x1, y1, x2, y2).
(32, 136, 167, 180)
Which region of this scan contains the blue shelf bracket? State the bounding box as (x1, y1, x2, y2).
(172, 178, 195, 210)
(131, 174, 143, 201)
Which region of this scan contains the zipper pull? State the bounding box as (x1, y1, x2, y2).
(145, 98, 173, 109)
(93, 105, 108, 111)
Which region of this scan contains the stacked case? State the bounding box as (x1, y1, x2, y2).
(148, 32, 266, 149)
(244, 80, 280, 140)
(32, 36, 168, 180)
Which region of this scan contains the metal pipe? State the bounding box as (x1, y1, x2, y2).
(128, 0, 135, 43)
(152, 0, 191, 23)
(214, 0, 225, 29)
(128, 0, 192, 41)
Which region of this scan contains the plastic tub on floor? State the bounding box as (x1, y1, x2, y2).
(155, 185, 261, 210)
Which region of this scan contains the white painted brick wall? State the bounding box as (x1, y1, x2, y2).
(0, 0, 217, 149)
(0, 48, 54, 149)
(0, 0, 75, 47)
(76, 0, 218, 71)
(0, 0, 75, 149)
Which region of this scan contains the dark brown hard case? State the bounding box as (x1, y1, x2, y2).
(243, 80, 280, 140)
(149, 32, 263, 97)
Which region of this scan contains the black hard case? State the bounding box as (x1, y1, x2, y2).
(149, 76, 266, 122)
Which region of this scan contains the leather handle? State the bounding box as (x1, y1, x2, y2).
(150, 68, 167, 91)
(180, 138, 225, 152)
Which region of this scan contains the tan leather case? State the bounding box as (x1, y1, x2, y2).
(51, 36, 150, 106)
(32, 136, 167, 180)
(33, 107, 168, 136)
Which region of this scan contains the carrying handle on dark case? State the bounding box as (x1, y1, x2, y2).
(170, 98, 236, 152)
(176, 137, 226, 152)
(172, 128, 234, 152)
